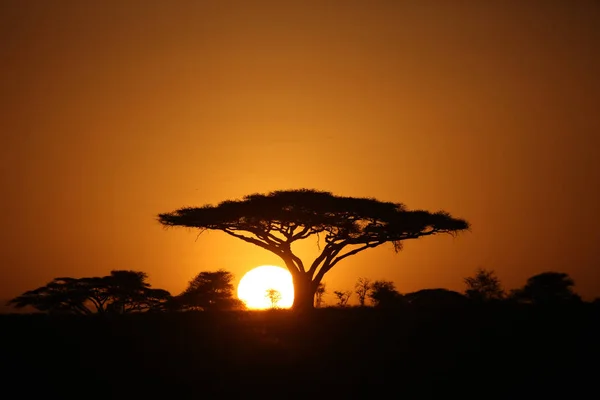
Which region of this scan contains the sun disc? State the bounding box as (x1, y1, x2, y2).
(237, 265, 294, 309)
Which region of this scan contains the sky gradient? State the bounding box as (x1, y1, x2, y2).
(1, 0, 599, 305)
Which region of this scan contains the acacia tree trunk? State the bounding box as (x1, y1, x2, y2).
(291, 272, 317, 311)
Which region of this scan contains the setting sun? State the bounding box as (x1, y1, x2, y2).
(237, 265, 294, 309)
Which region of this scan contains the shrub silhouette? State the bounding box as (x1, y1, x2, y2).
(464, 268, 505, 301)
(176, 269, 245, 311)
(369, 280, 403, 308)
(333, 290, 351, 307)
(355, 277, 372, 307)
(510, 272, 581, 305)
(404, 288, 468, 308)
(265, 288, 282, 308)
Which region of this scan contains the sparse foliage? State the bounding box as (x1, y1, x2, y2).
(265, 288, 282, 308)
(177, 269, 245, 311)
(333, 290, 352, 307)
(315, 282, 326, 308)
(464, 268, 505, 301)
(7, 271, 171, 314)
(158, 189, 469, 310)
(369, 280, 402, 308)
(354, 277, 372, 306)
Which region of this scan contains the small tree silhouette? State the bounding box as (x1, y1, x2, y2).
(354, 277, 372, 307)
(510, 272, 581, 305)
(464, 268, 504, 301)
(177, 269, 244, 311)
(333, 290, 351, 307)
(315, 282, 326, 308)
(369, 280, 402, 308)
(265, 288, 282, 308)
(105, 270, 171, 313)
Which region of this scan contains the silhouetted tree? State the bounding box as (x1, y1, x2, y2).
(464, 268, 504, 302)
(315, 282, 326, 308)
(7, 270, 171, 314)
(369, 280, 403, 308)
(333, 290, 351, 307)
(128, 287, 172, 312)
(265, 288, 282, 308)
(7, 277, 96, 314)
(354, 277, 372, 306)
(104, 270, 171, 313)
(158, 189, 469, 310)
(510, 272, 581, 305)
(404, 288, 468, 308)
(177, 269, 245, 311)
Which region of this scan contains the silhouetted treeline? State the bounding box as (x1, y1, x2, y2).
(6, 269, 249, 314)
(3, 267, 599, 398)
(324, 269, 588, 309)
(6, 268, 594, 315)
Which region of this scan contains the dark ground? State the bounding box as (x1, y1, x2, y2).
(2, 304, 598, 399)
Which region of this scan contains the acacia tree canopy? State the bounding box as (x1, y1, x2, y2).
(158, 189, 469, 310)
(7, 270, 171, 314)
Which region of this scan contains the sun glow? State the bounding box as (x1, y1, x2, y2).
(237, 265, 294, 309)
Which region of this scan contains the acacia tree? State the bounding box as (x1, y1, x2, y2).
(7, 277, 99, 315)
(7, 270, 171, 314)
(104, 271, 172, 313)
(158, 189, 469, 311)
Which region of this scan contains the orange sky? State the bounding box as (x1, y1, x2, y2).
(1, 1, 599, 305)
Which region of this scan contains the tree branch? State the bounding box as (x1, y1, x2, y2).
(222, 229, 285, 256)
(292, 226, 313, 241)
(307, 244, 338, 277)
(330, 241, 386, 269)
(313, 241, 386, 284)
(249, 226, 286, 245)
(287, 251, 305, 273)
(88, 297, 103, 313)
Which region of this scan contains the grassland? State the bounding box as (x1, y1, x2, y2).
(2, 304, 598, 399)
